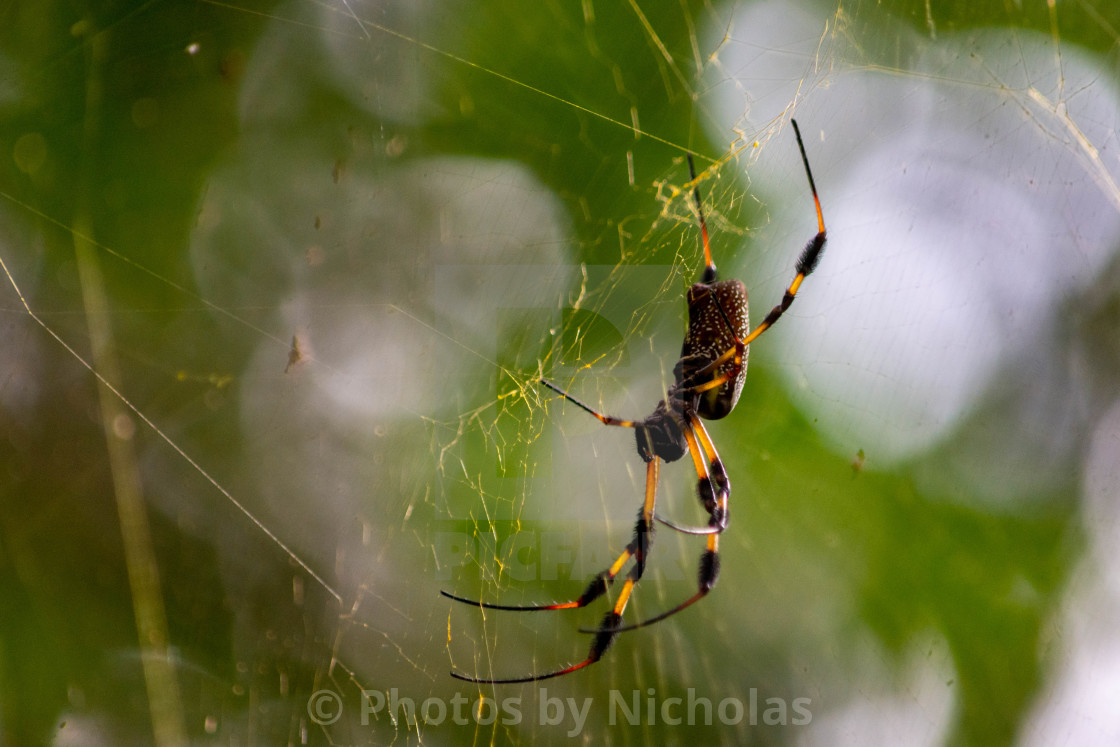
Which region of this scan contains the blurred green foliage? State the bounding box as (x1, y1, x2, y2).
(1, 0, 1115, 745)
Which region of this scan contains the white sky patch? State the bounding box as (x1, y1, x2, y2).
(705, 1, 1120, 470)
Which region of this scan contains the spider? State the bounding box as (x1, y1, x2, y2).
(442, 120, 827, 684)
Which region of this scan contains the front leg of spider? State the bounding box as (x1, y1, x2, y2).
(442, 119, 827, 682)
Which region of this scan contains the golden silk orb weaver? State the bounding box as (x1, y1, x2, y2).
(443, 120, 827, 684)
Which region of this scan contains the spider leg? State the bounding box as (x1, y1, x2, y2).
(580, 538, 719, 635)
(692, 415, 729, 526)
(681, 120, 828, 398)
(446, 459, 660, 683)
(538, 379, 725, 538)
(439, 512, 638, 613)
(738, 119, 827, 349)
(679, 194, 823, 396)
(654, 415, 729, 536)
(687, 153, 718, 283)
(580, 555, 716, 635)
(654, 515, 721, 535)
(539, 377, 638, 427)
(441, 377, 643, 614)
(582, 414, 725, 634)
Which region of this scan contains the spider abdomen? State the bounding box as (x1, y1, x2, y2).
(678, 278, 749, 419)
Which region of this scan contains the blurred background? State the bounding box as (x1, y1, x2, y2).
(1, 0, 1118, 744)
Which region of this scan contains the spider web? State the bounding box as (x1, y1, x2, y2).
(1, 0, 1119, 745)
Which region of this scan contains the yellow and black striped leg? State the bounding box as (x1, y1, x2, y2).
(447, 458, 660, 683)
(539, 377, 638, 428)
(654, 415, 729, 536)
(693, 415, 729, 528)
(582, 538, 719, 635)
(739, 120, 827, 349)
(590, 418, 724, 633)
(441, 377, 642, 615)
(686, 211, 825, 395)
(687, 120, 828, 386)
(584, 515, 720, 635)
(587, 456, 660, 654)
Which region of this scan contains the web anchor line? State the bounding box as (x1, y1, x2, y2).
(0, 253, 343, 605)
